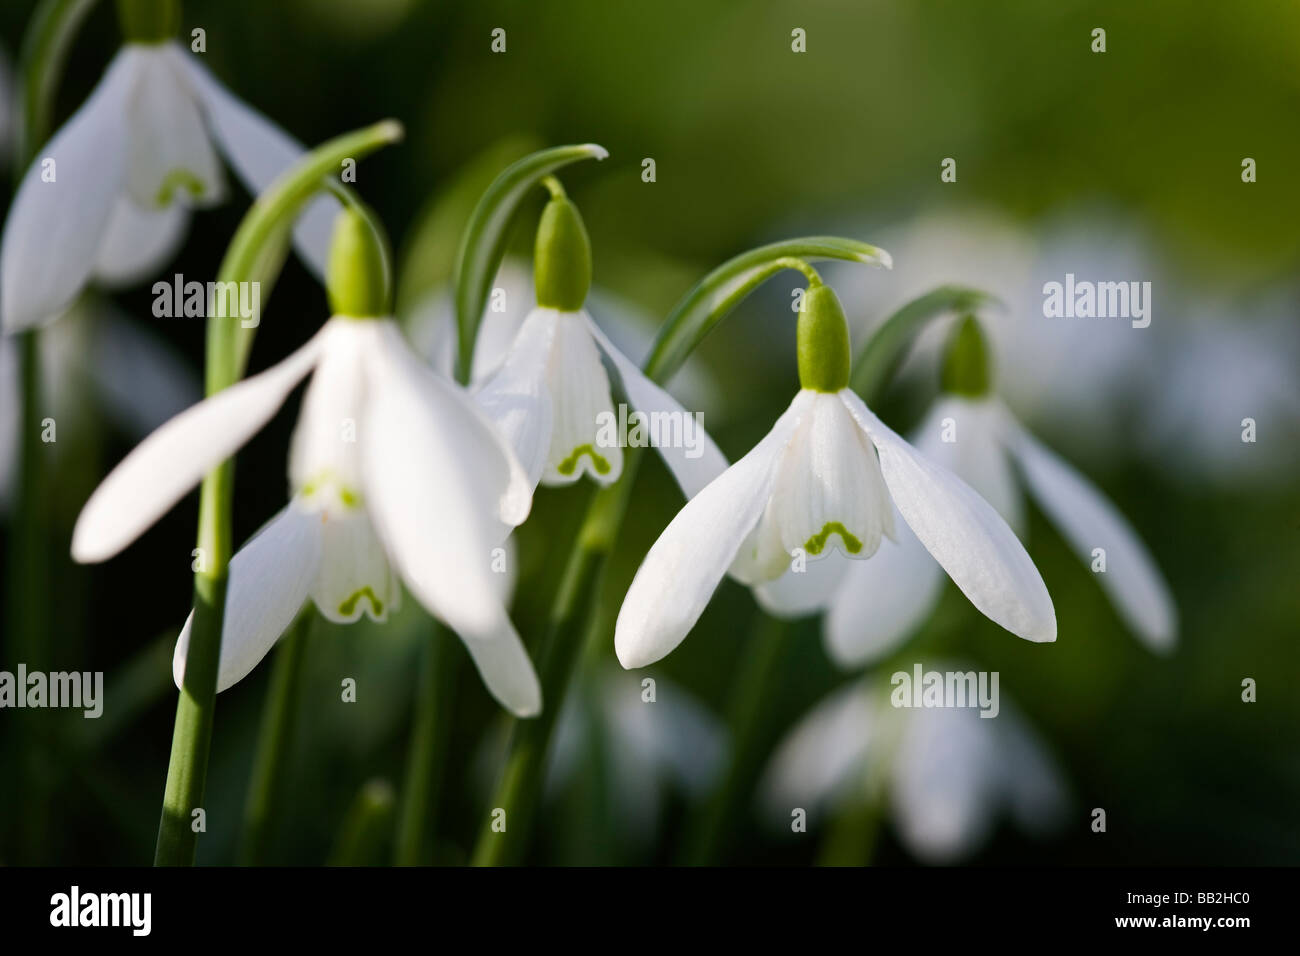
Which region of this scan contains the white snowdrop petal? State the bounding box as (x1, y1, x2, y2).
(584, 313, 726, 500)
(71, 326, 328, 563)
(753, 549, 852, 619)
(93, 197, 190, 286)
(289, 319, 371, 497)
(474, 307, 559, 489)
(823, 517, 946, 668)
(174, 45, 338, 279)
(0, 49, 137, 331)
(542, 312, 621, 486)
(173, 500, 322, 692)
(1009, 420, 1177, 650)
(360, 321, 525, 639)
(457, 618, 542, 718)
(841, 390, 1057, 643)
(615, 393, 808, 669)
(126, 49, 226, 209)
(914, 396, 1025, 534)
(311, 507, 398, 624)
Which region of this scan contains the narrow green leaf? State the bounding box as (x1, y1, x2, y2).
(850, 285, 996, 404)
(453, 142, 608, 384)
(643, 237, 891, 382)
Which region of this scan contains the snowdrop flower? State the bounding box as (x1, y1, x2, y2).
(761, 671, 1069, 864)
(767, 317, 1177, 665)
(615, 282, 1056, 669)
(406, 259, 720, 415)
(0, 0, 336, 332)
(474, 182, 725, 498)
(71, 209, 540, 715)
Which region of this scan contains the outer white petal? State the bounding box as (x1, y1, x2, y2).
(125, 48, 225, 209)
(172, 45, 338, 279)
(474, 307, 558, 489)
(1008, 419, 1177, 651)
(584, 313, 727, 500)
(913, 396, 1024, 534)
(93, 199, 190, 286)
(360, 321, 528, 639)
(753, 549, 851, 619)
(543, 312, 621, 485)
(71, 328, 327, 563)
(457, 618, 542, 717)
(841, 389, 1056, 643)
(823, 517, 945, 668)
(0, 49, 137, 331)
(173, 500, 322, 692)
(614, 394, 809, 669)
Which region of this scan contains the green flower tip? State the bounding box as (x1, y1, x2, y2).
(797, 281, 852, 393)
(534, 190, 592, 311)
(940, 314, 993, 397)
(327, 207, 392, 318)
(117, 0, 180, 43)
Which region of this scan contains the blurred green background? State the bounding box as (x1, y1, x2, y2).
(0, 0, 1297, 866)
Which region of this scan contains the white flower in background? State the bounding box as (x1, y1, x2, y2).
(72, 212, 540, 714)
(1140, 305, 1300, 486)
(475, 667, 727, 845)
(0, 296, 200, 508)
(760, 317, 1177, 664)
(0, 32, 336, 331)
(826, 208, 1165, 458)
(615, 283, 1055, 669)
(472, 188, 726, 497)
(761, 674, 1069, 864)
(405, 259, 721, 415)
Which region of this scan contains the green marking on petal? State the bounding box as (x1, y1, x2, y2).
(338, 586, 383, 618)
(804, 521, 863, 556)
(156, 169, 207, 206)
(556, 443, 611, 476)
(338, 487, 362, 508)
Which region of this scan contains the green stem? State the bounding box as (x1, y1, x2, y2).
(238, 612, 312, 866)
(153, 120, 404, 866)
(393, 624, 457, 865)
(470, 469, 639, 866)
(681, 613, 788, 865)
(329, 780, 397, 866)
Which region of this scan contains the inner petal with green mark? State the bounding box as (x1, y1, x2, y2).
(156, 168, 208, 206)
(804, 521, 863, 556)
(556, 443, 611, 476)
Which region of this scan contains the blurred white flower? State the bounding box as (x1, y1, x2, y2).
(544, 668, 728, 841)
(615, 385, 1056, 669)
(71, 316, 540, 715)
(761, 674, 1069, 864)
(0, 41, 337, 332)
(760, 394, 1177, 664)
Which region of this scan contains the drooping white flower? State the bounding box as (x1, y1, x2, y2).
(472, 190, 725, 499)
(614, 283, 1055, 669)
(0, 39, 336, 332)
(793, 394, 1178, 667)
(760, 673, 1069, 864)
(71, 312, 540, 715)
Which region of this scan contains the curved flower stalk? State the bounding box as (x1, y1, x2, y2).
(72, 207, 541, 715)
(767, 317, 1177, 665)
(1, 0, 338, 331)
(0, 295, 200, 507)
(760, 669, 1069, 864)
(615, 282, 1056, 669)
(474, 178, 726, 496)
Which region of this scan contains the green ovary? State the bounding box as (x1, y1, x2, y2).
(557, 443, 611, 476)
(338, 587, 383, 618)
(804, 521, 863, 556)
